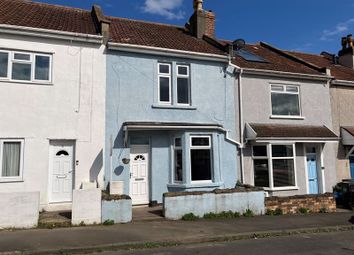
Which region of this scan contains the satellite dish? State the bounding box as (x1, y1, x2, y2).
(232, 39, 246, 51)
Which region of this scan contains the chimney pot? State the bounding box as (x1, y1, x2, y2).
(338, 33, 354, 69)
(193, 0, 203, 11)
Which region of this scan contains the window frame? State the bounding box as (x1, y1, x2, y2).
(0, 50, 52, 84)
(157, 63, 172, 105)
(0, 139, 24, 182)
(0, 50, 10, 79)
(176, 64, 191, 106)
(270, 84, 302, 118)
(190, 135, 213, 184)
(252, 143, 298, 190)
(173, 137, 183, 183)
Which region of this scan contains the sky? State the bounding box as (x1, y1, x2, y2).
(35, 0, 354, 55)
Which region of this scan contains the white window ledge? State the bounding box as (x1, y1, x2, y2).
(152, 104, 197, 110)
(0, 79, 53, 86)
(167, 182, 223, 189)
(270, 115, 305, 120)
(263, 186, 299, 192)
(0, 178, 24, 183)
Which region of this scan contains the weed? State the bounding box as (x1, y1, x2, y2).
(319, 208, 328, 213)
(181, 213, 199, 221)
(243, 209, 255, 217)
(298, 208, 310, 214)
(103, 219, 115, 225)
(274, 208, 284, 216)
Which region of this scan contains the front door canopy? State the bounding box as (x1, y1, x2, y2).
(246, 123, 339, 143)
(342, 127, 354, 146)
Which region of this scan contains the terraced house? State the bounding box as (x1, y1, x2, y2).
(1, 0, 353, 214)
(0, 0, 106, 210)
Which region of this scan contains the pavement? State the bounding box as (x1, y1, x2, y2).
(0, 212, 353, 255)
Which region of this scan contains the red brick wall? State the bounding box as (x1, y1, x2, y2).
(265, 193, 336, 214)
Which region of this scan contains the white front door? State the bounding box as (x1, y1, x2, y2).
(130, 145, 149, 205)
(49, 141, 75, 203)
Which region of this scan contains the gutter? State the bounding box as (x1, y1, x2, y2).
(241, 68, 332, 81)
(331, 79, 354, 86)
(107, 42, 229, 62)
(0, 24, 103, 44)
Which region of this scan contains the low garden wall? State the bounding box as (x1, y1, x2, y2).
(101, 193, 132, 224)
(265, 193, 336, 214)
(163, 187, 265, 220)
(0, 192, 39, 229)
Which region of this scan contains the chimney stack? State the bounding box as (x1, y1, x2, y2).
(338, 34, 354, 69)
(188, 0, 215, 39)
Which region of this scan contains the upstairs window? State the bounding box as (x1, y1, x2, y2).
(271, 85, 300, 117)
(176, 65, 190, 105)
(0, 50, 52, 83)
(158, 63, 171, 104)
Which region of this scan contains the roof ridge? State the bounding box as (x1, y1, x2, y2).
(108, 16, 185, 29)
(15, 0, 92, 13)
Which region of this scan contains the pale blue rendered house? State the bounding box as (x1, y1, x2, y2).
(104, 2, 239, 205)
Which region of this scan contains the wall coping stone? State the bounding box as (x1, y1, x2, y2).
(265, 193, 333, 202)
(102, 191, 131, 201)
(164, 186, 264, 198)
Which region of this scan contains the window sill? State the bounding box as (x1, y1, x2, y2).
(0, 79, 53, 86)
(270, 115, 305, 120)
(264, 186, 299, 192)
(0, 178, 24, 183)
(167, 182, 223, 189)
(152, 104, 197, 110)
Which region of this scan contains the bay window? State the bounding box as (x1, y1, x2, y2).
(0, 50, 52, 83)
(0, 139, 24, 181)
(253, 144, 296, 189)
(190, 136, 212, 182)
(271, 84, 301, 117)
(174, 137, 183, 182)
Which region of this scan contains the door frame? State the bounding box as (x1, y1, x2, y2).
(304, 144, 324, 194)
(48, 140, 76, 204)
(129, 144, 150, 205)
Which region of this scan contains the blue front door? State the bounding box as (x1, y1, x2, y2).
(307, 154, 319, 194)
(350, 156, 354, 179)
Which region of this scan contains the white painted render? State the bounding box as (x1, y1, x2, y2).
(0, 34, 106, 209)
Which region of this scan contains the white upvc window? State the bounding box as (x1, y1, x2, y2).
(190, 136, 212, 183)
(176, 65, 190, 105)
(0, 50, 52, 83)
(0, 139, 24, 182)
(173, 137, 183, 183)
(271, 84, 301, 117)
(158, 63, 172, 104)
(252, 144, 297, 190)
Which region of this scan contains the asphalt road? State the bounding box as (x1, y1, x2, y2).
(96, 230, 354, 255)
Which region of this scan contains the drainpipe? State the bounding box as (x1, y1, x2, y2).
(228, 56, 245, 184)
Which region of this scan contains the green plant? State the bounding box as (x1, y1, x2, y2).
(235, 180, 242, 187)
(219, 211, 236, 219)
(203, 212, 218, 219)
(243, 209, 255, 217)
(233, 212, 241, 218)
(274, 208, 284, 216)
(103, 219, 115, 225)
(298, 207, 310, 214)
(181, 213, 199, 221)
(319, 208, 328, 213)
(265, 209, 275, 216)
(79, 221, 86, 226)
